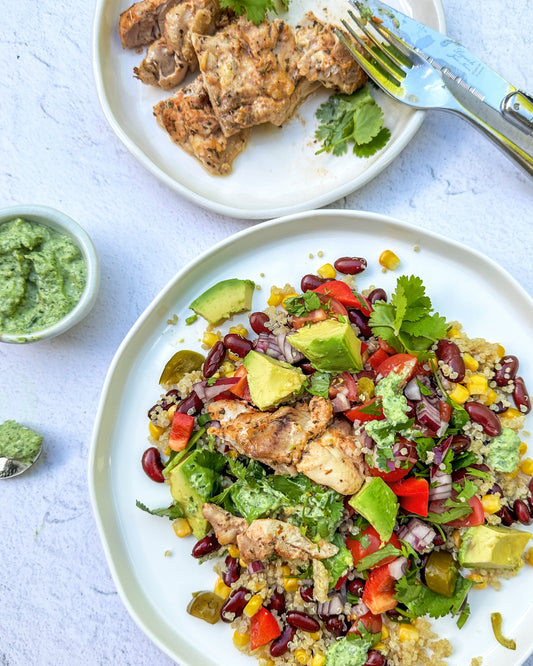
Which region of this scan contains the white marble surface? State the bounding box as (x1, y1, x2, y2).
(2, 1, 533, 665)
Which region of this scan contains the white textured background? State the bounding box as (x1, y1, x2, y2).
(1, 0, 533, 665)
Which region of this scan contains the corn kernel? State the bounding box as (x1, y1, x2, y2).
(229, 324, 248, 338)
(381, 625, 389, 640)
(520, 458, 533, 476)
(244, 594, 264, 617)
(218, 361, 235, 377)
(466, 573, 487, 590)
(502, 407, 522, 419)
(505, 467, 519, 480)
(166, 405, 177, 420)
(463, 353, 479, 372)
(284, 578, 299, 592)
(526, 547, 533, 567)
(374, 643, 387, 651)
(466, 374, 488, 395)
(202, 331, 220, 348)
(233, 630, 250, 648)
(294, 648, 309, 664)
(448, 384, 470, 404)
(520, 442, 528, 456)
(227, 544, 239, 558)
(379, 249, 400, 270)
(309, 632, 321, 641)
(267, 284, 295, 307)
(281, 293, 299, 310)
(398, 624, 419, 642)
(481, 388, 498, 406)
(311, 655, 326, 666)
(280, 565, 291, 576)
(357, 376, 375, 402)
(227, 449, 239, 458)
(163, 445, 171, 456)
(481, 494, 501, 514)
(496, 344, 506, 359)
(452, 530, 462, 549)
(172, 518, 192, 538)
(316, 263, 336, 279)
(148, 421, 165, 440)
(239, 558, 247, 568)
(447, 326, 462, 339)
(214, 577, 232, 600)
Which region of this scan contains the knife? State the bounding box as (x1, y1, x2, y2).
(359, 0, 533, 177)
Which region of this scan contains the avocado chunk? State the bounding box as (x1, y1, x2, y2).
(287, 319, 363, 373)
(458, 524, 532, 570)
(189, 278, 255, 325)
(243, 350, 307, 411)
(349, 477, 398, 542)
(168, 450, 224, 539)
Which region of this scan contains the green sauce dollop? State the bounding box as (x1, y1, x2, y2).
(0, 420, 43, 464)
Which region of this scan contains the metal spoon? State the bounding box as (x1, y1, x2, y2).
(0, 442, 43, 478)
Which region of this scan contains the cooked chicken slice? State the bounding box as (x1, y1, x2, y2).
(153, 76, 249, 175)
(294, 12, 368, 93)
(192, 17, 321, 137)
(296, 419, 365, 495)
(164, 0, 219, 71)
(202, 504, 338, 563)
(134, 37, 188, 88)
(119, 0, 182, 49)
(208, 396, 333, 475)
(202, 503, 248, 544)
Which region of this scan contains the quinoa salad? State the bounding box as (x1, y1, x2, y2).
(137, 252, 533, 666)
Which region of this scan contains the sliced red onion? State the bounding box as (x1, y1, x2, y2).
(332, 392, 351, 413)
(397, 518, 436, 553)
(247, 560, 265, 574)
(429, 467, 453, 501)
(404, 378, 422, 401)
(388, 556, 408, 580)
(193, 377, 239, 402)
(277, 333, 304, 364)
(317, 594, 345, 616)
(351, 599, 370, 618)
(253, 333, 284, 361)
(416, 395, 442, 432)
(433, 436, 452, 466)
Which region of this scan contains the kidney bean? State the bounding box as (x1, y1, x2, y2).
(334, 256, 367, 275)
(494, 355, 519, 387)
(249, 311, 270, 335)
(299, 585, 315, 603)
(488, 483, 503, 496)
(300, 274, 327, 291)
(223, 333, 253, 357)
(270, 625, 296, 657)
(529, 478, 533, 494)
(203, 341, 226, 378)
(160, 389, 180, 409)
(451, 468, 466, 483)
(267, 590, 286, 615)
(220, 588, 249, 622)
(365, 650, 387, 666)
(528, 495, 533, 513)
(435, 339, 465, 382)
(368, 288, 387, 304)
(497, 506, 515, 526)
(141, 447, 165, 483)
(513, 376, 531, 414)
(491, 401, 508, 415)
(286, 611, 320, 633)
(464, 401, 502, 437)
(325, 615, 348, 636)
(450, 434, 471, 454)
(176, 390, 203, 415)
(191, 533, 220, 559)
(386, 608, 403, 621)
(432, 532, 445, 546)
(348, 309, 372, 337)
(299, 361, 316, 375)
(222, 555, 240, 586)
(347, 579, 365, 598)
(514, 499, 531, 525)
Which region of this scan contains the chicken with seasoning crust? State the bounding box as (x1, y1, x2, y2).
(134, 37, 188, 88)
(119, 0, 182, 49)
(202, 503, 339, 564)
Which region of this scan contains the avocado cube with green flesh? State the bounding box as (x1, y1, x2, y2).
(190, 278, 255, 325)
(349, 477, 398, 542)
(243, 350, 307, 411)
(287, 320, 363, 373)
(458, 525, 532, 570)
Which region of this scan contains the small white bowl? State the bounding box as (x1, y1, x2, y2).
(0, 205, 100, 343)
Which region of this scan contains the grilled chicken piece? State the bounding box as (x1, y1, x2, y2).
(296, 419, 366, 495)
(134, 37, 188, 88)
(294, 12, 368, 93)
(164, 0, 219, 72)
(153, 76, 249, 175)
(202, 504, 338, 563)
(119, 0, 182, 49)
(208, 396, 333, 475)
(192, 17, 321, 137)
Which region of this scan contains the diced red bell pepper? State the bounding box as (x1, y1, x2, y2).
(249, 607, 281, 650)
(168, 411, 195, 451)
(345, 397, 385, 423)
(389, 477, 429, 517)
(228, 366, 251, 401)
(346, 526, 401, 568)
(362, 562, 398, 615)
(367, 348, 390, 371)
(313, 281, 372, 315)
(376, 353, 418, 383)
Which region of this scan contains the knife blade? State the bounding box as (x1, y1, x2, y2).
(359, 0, 533, 135)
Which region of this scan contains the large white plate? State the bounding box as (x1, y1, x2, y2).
(92, 0, 445, 219)
(89, 210, 533, 666)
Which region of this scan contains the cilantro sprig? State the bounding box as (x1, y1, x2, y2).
(219, 0, 288, 25)
(315, 87, 391, 157)
(284, 290, 322, 317)
(369, 275, 448, 360)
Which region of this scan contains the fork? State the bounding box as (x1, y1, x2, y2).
(336, 2, 533, 177)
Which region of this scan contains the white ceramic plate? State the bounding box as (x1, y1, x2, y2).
(92, 0, 445, 219)
(89, 209, 533, 666)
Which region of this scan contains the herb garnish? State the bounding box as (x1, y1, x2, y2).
(284, 290, 322, 317)
(219, 0, 288, 25)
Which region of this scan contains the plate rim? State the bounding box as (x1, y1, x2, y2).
(88, 208, 533, 666)
(91, 0, 446, 220)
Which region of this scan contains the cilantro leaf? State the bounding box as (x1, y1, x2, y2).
(284, 290, 322, 317)
(395, 573, 473, 625)
(307, 372, 331, 399)
(356, 544, 401, 571)
(136, 500, 184, 520)
(219, 0, 276, 24)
